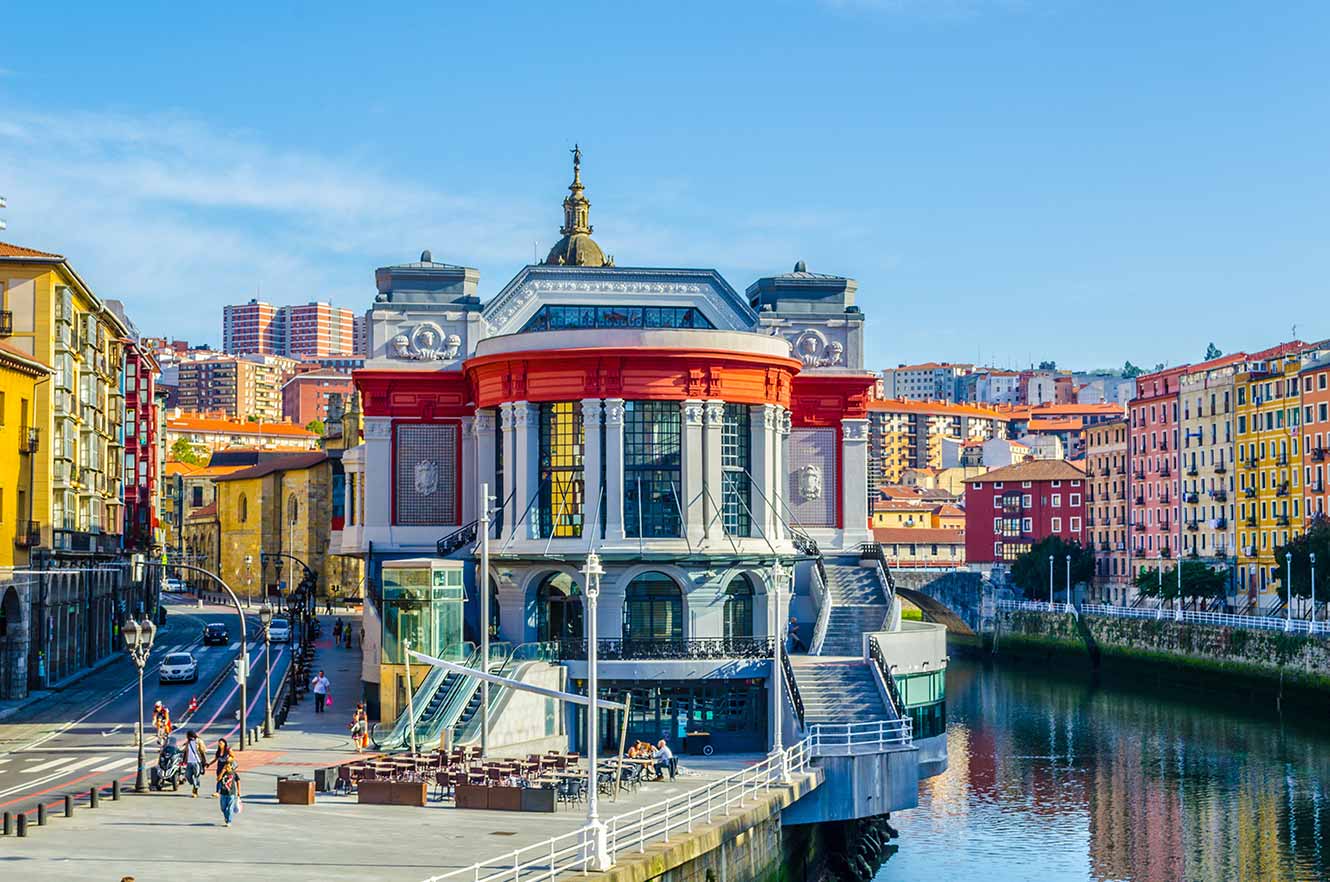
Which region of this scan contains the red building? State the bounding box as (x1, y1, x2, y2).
(223, 299, 283, 355)
(1303, 354, 1330, 522)
(1128, 365, 1187, 563)
(964, 459, 1087, 564)
(122, 339, 161, 551)
(282, 369, 355, 427)
(284, 302, 355, 359)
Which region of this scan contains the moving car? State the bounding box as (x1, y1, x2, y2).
(267, 617, 291, 643)
(161, 577, 188, 594)
(202, 623, 229, 645)
(158, 652, 199, 684)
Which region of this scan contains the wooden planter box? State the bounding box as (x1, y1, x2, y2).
(358, 779, 394, 805)
(391, 781, 427, 807)
(520, 788, 556, 813)
(277, 777, 315, 805)
(455, 783, 489, 809)
(488, 786, 523, 812)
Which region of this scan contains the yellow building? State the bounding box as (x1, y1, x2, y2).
(1, 242, 132, 560)
(1235, 347, 1320, 608)
(0, 340, 51, 567)
(870, 500, 965, 531)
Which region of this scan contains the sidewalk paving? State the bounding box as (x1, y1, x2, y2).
(5, 611, 779, 882)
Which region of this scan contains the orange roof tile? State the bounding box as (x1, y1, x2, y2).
(872, 527, 966, 544)
(164, 460, 252, 478)
(867, 398, 1005, 419)
(1026, 418, 1085, 432)
(0, 339, 51, 374)
(167, 414, 317, 438)
(967, 459, 1086, 483)
(0, 241, 63, 259)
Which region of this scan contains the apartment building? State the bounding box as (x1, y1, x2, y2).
(1235, 346, 1321, 606)
(223, 299, 355, 359)
(281, 369, 355, 427)
(1301, 354, 1330, 522)
(881, 362, 973, 402)
(964, 459, 1087, 565)
(1178, 357, 1242, 565)
(1129, 366, 1187, 567)
(1086, 419, 1130, 601)
(118, 327, 162, 553)
(0, 340, 50, 567)
(176, 355, 286, 422)
(867, 399, 1007, 486)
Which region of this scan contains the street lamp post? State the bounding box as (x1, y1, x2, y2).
(1064, 554, 1072, 612)
(121, 617, 157, 792)
(580, 552, 610, 872)
(259, 603, 274, 737)
(1311, 552, 1318, 624)
(770, 560, 790, 780)
(1285, 551, 1293, 630)
(1048, 554, 1054, 606)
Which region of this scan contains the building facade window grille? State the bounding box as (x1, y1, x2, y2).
(721, 404, 752, 537)
(538, 402, 584, 538)
(624, 401, 682, 538)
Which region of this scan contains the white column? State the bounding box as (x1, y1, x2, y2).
(499, 403, 517, 540)
(681, 400, 706, 546)
(841, 417, 871, 545)
(752, 404, 779, 542)
(603, 399, 626, 542)
(474, 410, 497, 534)
(703, 400, 726, 544)
(774, 409, 791, 542)
(459, 416, 477, 526)
(362, 418, 393, 530)
(512, 402, 540, 540)
(581, 399, 604, 537)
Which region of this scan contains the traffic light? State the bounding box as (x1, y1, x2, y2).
(233, 655, 248, 684)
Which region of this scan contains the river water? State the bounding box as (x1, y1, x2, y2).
(877, 658, 1330, 882)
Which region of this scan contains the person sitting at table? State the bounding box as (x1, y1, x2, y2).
(653, 739, 676, 781)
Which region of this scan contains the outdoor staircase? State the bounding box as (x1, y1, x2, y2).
(818, 560, 889, 656)
(790, 657, 894, 725)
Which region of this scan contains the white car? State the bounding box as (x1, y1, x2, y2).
(158, 652, 198, 684)
(161, 577, 188, 594)
(267, 617, 291, 644)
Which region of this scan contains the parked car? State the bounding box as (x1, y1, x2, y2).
(267, 617, 291, 644)
(202, 623, 229, 645)
(161, 577, 188, 594)
(158, 652, 199, 684)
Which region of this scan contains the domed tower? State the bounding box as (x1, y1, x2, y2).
(543, 144, 612, 267)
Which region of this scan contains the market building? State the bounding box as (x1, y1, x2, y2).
(337, 154, 884, 752)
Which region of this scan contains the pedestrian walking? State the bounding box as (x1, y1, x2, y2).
(311, 670, 331, 713)
(333, 620, 343, 642)
(344, 627, 353, 649)
(183, 730, 207, 797)
(216, 757, 241, 827)
(212, 737, 233, 798)
(350, 703, 369, 751)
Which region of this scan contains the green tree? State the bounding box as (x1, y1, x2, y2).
(1204, 342, 1223, 360)
(1133, 561, 1228, 603)
(169, 437, 203, 465)
(1037, 360, 1057, 371)
(1122, 361, 1144, 378)
(305, 418, 326, 435)
(1010, 536, 1094, 600)
(1274, 514, 1330, 605)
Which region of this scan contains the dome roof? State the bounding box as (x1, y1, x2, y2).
(545, 232, 606, 267)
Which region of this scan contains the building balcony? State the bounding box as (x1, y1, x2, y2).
(18, 427, 39, 454)
(1185, 465, 1199, 477)
(1159, 464, 1172, 478)
(1116, 466, 1128, 476)
(1243, 486, 1257, 499)
(1184, 492, 1199, 504)
(555, 637, 775, 661)
(0, 310, 12, 337)
(52, 528, 122, 556)
(1215, 461, 1228, 474)
(1244, 516, 1257, 527)
(1160, 492, 1171, 505)
(1211, 490, 1228, 503)
(1133, 469, 1145, 481)
(1276, 454, 1289, 466)
(1276, 483, 1290, 498)
(13, 521, 41, 548)
(1276, 515, 1290, 527)
(1313, 447, 1327, 463)
(1160, 546, 1172, 558)
(1186, 520, 1200, 531)
(1134, 495, 1145, 506)
(1243, 457, 1259, 469)
(1311, 481, 1327, 493)
(1216, 517, 1228, 529)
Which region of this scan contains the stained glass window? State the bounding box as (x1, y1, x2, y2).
(539, 402, 584, 538)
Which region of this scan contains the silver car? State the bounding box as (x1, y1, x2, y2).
(267, 617, 291, 644)
(158, 652, 198, 684)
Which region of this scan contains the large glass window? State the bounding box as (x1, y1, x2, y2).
(521, 305, 714, 334)
(721, 404, 752, 537)
(380, 564, 466, 664)
(535, 572, 584, 642)
(722, 575, 755, 639)
(539, 402, 584, 538)
(624, 572, 683, 642)
(625, 401, 682, 538)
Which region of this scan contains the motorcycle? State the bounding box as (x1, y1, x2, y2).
(150, 740, 186, 792)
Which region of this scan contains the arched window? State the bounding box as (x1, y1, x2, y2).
(723, 575, 755, 640)
(624, 572, 682, 643)
(238, 494, 248, 523)
(288, 494, 299, 526)
(535, 573, 583, 643)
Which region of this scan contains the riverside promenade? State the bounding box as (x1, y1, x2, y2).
(4, 613, 817, 882)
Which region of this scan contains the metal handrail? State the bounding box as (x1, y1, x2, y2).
(372, 642, 477, 749)
(556, 637, 775, 661)
(995, 598, 1076, 615)
(1081, 603, 1329, 636)
(807, 560, 832, 655)
(866, 635, 906, 717)
(780, 649, 805, 728)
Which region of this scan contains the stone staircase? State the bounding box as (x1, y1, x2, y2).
(818, 560, 889, 656)
(790, 657, 894, 725)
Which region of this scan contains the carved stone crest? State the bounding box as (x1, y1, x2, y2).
(797, 464, 823, 501)
(389, 321, 458, 361)
(788, 329, 844, 367)
(414, 459, 439, 497)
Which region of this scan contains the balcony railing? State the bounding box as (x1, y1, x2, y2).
(1276, 515, 1290, 527)
(1159, 464, 1172, 478)
(1186, 465, 1199, 477)
(1160, 492, 1171, 505)
(1312, 481, 1327, 493)
(1186, 520, 1200, 531)
(1184, 492, 1199, 504)
(13, 521, 41, 548)
(1243, 457, 1259, 469)
(1276, 454, 1289, 466)
(1313, 448, 1327, 463)
(1160, 546, 1172, 558)
(1134, 495, 1145, 506)
(1243, 486, 1257, 499)
(1276, 483, 1290, 497)
(556, 637, 776, 661)
(1216, 517, 1228, 529)
(18, 426, 39, 454)
(1133, 470, 1146, 481)
(1244, 516, 1258, 527)
(1212, 490, 1228, 503)
(1215, 462, 1228, 474)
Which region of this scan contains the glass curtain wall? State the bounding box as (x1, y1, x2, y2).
(625, 401, 682, 538)
(721, 404, 752, 537)
(539, 402, 584, 538)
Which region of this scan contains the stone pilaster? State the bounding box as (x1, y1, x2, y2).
(841, 417, 871, 544)
(752, 404, 780, 542)
(681, 400, 706, 546)
(363, 417, 393, 528)
(499, 403, 517, 539)
(581, 399, 604, 537)
(511, 402, 540, 540)
(603, 399, 626, 541)
(703, 400, 726, 543)
(473, 409, 498, 534)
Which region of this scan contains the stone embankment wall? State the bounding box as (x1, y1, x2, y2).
(988, 608, 1330, 696)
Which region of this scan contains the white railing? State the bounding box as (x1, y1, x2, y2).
(1081, 603, 1330, 636)
(806, 719, 912, 756)
(808, 562, 832, 655)
(418, 718, 913, 882)
(995, 599, 1076, 615)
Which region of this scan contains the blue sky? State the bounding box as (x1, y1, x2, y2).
(2, 0, 1326, 371)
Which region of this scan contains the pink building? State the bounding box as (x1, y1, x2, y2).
(1129, 366, 1185, 566)
(122, 340, 161, 552)
(284, 302, 355, 359)
(223, 299, 283, 355)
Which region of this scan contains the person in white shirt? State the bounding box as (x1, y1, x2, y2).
(311, 670, 331, 714)
(653, 739, 676, 781)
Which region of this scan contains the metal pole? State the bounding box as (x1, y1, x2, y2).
(1311, 552, 1318, 623)
(404, 639, 417, 754)
(582, 553, 610, 871)
(263, 628, 273, 737)
(1285, 552, 1293, 629)
(1048, 555, 1054, 606)
(135, 657, 146, 792)
(1065, 555, 1071, 612)
(480, 482, 490, 759)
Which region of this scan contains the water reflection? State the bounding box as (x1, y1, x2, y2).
(880, 659, 1330, 882)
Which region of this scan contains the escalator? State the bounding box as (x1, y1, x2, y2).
(453, 642, 559, 745)
(371, 643, 478, 750)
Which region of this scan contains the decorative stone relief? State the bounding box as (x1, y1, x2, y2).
(486, 276, 736, 335)
(386, 320, 463, 361)
(761, 404, 778, 429)
(364, 420, 392, 441)
(582, 399, 604, 426)
(779, 412, 793, 435)
(703, 400, 726, 425)
(604, 399, 625, 425)
(414, 460, 440, 497)
(788, 329, 844, 368)
(499, 403, 516, 430)
(842, 420, 870, 442)
(513, 403, 534, 427)
(473, 411, 497, 435)
(683, 400, 705, 426)
(797, 464, 823, 501)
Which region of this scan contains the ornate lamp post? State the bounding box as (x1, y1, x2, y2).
(770, 559, 790, 781)
(1311, 552, 1318, 624)
(1285, 551, 1293, 630)
(122, 616, 157, 792)
(258, 603, 274, 737)
(1064, 554, 1072, 612)
(580, 552, 610, 872)
(1048, 555, 1054, 606)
